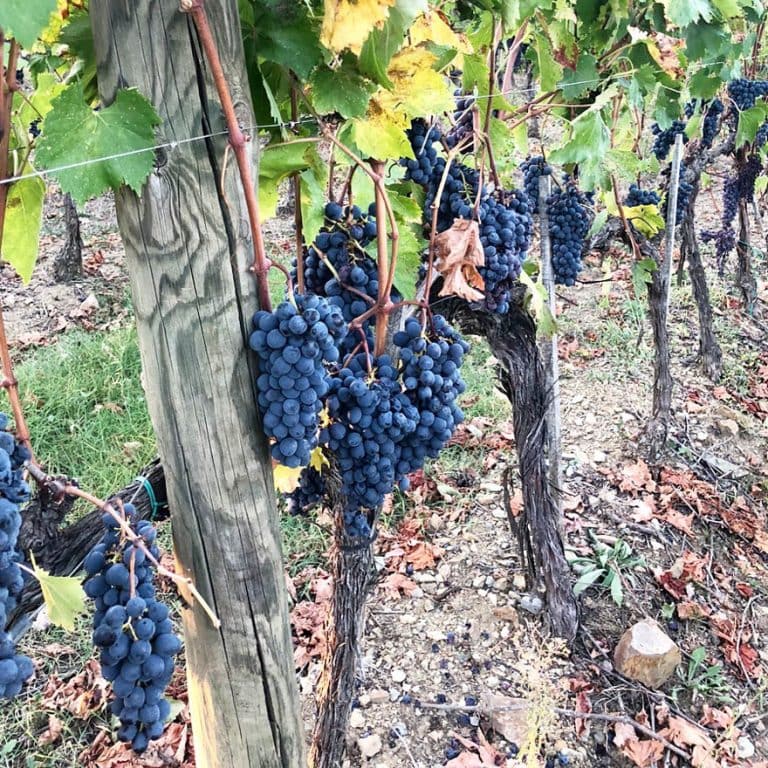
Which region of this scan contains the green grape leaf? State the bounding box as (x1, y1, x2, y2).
(310, 66, 376, 119)
(300, 166, 329, 246)
(36, 83, 161, 206)
(392, 224, 424, 301)
(350, 117, 413, 161)
(0, 0, 58, 49)
(662, 0, 713, 27)
(254, 18, 324, 80)
(735, 103, 768, 148)
(59, 10, 98, 102)
(558, 54, 599, 100)
(389, 190, 423, 223)
(518, 268, 557, 338)
(631, 257, 658, 299)
(32, 555, 87, 631)
(548, 110, 609, 171)
(531, 32, 564, 92)
(1, 176, 45, 283)
(604, 149, 642, 183)
(711, 0, 742, 15)
(684, 21, 730, 61)
(258, 139, 320, 220)
(358, 0, 426, 87)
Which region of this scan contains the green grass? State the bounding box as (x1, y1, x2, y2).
(459, 336, 512, 421)
(3, 328, 156, 502)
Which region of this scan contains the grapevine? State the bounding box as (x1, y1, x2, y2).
(0, 413, 33, 699)
(84, 504, 182, 752)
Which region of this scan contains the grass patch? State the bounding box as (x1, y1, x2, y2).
(280, 512, 330, 576)
(3, 328, 156, 502)
(459, 336, 511, 422)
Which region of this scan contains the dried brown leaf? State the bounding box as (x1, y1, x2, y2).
(621, 738, 665, 767)
(434, 220, 486, 302)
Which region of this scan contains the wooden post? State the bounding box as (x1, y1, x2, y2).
(89, 3, 305, 767)
(537, 174, 561, 507)
(663, 133, 684, 316)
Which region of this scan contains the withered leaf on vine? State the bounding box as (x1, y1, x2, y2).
(433, 219, 485, 302)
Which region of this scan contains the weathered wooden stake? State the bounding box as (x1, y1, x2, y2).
(90, 2, 304, 766)
(537, 174, 561, 507)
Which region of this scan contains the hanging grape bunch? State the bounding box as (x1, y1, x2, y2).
(404, 119, 535, 309)
(0, 414, 33, 699)
(83, 504, 182, 753)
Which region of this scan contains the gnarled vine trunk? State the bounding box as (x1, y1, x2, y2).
(53, 193, 83, 282)
(679, 145, 723, 381)
(442, 296, 578, 642)
(681, 217, 722, 381)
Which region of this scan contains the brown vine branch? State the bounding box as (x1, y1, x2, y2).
(26, 462, 221, 629)
(0, 36, 33, 458)
(290, 87, 305, 294)
(181, 0, 274, 309)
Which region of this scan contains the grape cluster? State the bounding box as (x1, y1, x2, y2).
(547, 179, 592, 286)
(324, 354, 419, 537)
(756, 121, 768, 149)
(701, 99, 724, 149)
(29, 119, 41, 139)
(250, 294, 347, 468)
(301, 203, 382, 354)
(393, 316, 468, 480)
(520, 155, 552, 210)
(624, 184, 660, 208)
(445, 92, 476, 152)
(286, 466, 325, 517)
(83, 505, 181, 752)
(478, 192, 533, 313)
(727, 78, 768, 111)
(402, 120, 442, 187)
(651, 120, 688, 161)
(0, 415, 32, 699)
(403, 119, 533, 312)
(661, 163, 693, 226)
(701, 155, 763, 266)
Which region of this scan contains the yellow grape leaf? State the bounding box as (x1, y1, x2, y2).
(320, 0, 396, 56)
(310, 447, 329, 473)
(624, 204, 665, 238)
(351, 108, 414, 161)
(409, 10, 472, 63)
(39, 0, 69, 46)
(273, 462, 303, 493)
(32, 554, 86, 632)
(378, 46, 454, 119)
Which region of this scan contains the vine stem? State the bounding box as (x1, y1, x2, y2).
(25, 462, 221, 629)
(180, 0, 273, 310)
(371, 161, 390, 356)
(0, 35, 33, 458)
(319, 129, 401, 341)
(291, 87, 305, 293)
(610, 173, 642, 261)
